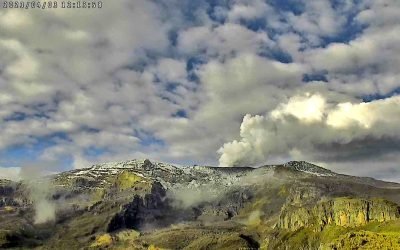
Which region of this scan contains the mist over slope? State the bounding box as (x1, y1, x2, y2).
(0, 159, 399, 249)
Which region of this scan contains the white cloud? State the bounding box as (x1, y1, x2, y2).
(227, 0, 270, 22)
(0, 1, 175, 166)
(285, 0, 349, 40)
(305, 41, 376, 73)
(0, 9, 32, 29)
(271, 93, 326, 123)
(178, 23, 273, 57)
(218, 94, 400, 167)
(301, 0, 400, 96)
(153, 58, 187, 83)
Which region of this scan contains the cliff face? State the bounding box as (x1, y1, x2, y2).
(278, 197, 400, 230)
(107, 182, 169, 232)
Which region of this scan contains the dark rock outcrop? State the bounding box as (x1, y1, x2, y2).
(107, 182, 169, 231)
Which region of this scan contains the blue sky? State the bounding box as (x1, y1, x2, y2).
(0, 0, 400, 181)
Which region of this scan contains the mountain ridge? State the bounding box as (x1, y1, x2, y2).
(0, 159, 399, 249)
(50, 159, 400, 190)
(4, 159, 398, 190)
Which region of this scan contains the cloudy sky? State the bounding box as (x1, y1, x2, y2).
(0, 0, 399, 181)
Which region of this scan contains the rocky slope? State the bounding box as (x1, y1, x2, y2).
(0, 159, 399, 249)
(278, 197, 400, 230)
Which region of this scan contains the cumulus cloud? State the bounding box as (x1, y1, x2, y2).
(153, 58, 188, 83)
(300, 0, 400, 97)
(218, 94, 400, 167)
(227, 0, 271, 22)
(285, 0, 348, 38)
(197, 53, 304, 124)
(0, 1, 180, 167)
(178, 23, 273, 57)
